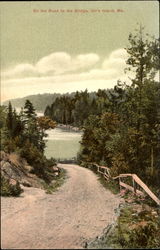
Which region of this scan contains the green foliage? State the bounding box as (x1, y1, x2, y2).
(78, 27, 160, 194)
(116, 206, 160, 249)
(22, 100, 44, 151)
(3, 103, 25, 142)
(126, 26, 158, 83)
(37, 116, 57, 131)
(98, 175, 119, 195)
(79, 112, 120, 165)
(24, 99, 36, 119)
(43, 168, 67, 194)
(89, 205, 160, 249)
(1, 176, 23, 196)
(44, 89, 111, 127)
(0, 100, 57, 184)
(19, 140, 56, 182)
(0, 106, 7, 129)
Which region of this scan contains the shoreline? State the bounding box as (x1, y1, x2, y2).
(56, 123, 83, 132)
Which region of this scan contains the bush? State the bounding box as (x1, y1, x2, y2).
(19, 141, 57, 182)
(88, 163, 98, 173)
(1, 176, 23, 196)
(117, 207, 160, 249)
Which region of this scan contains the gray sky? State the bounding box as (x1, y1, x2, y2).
(1, 1, 159, 101)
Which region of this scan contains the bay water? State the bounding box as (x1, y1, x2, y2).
(44, 128, 83, 160)
(15, 108, 82, 160)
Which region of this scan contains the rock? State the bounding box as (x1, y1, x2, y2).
(1, 161, 25, 180)
(9, 178, 17, 185)
(21, 180, 32, 187)
(0, 160, 7, 167)
(53, 166, 59, 172)
(1, 161, 15, 178)
(0, 151, 9, 161)
(54, 172, 59, 177)
(0, 152, 47, 190)
(1, 157, 33, 187)
(151, 210, 158, 217)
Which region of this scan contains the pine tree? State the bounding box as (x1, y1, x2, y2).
(22, 100, 41, 149)
(6, 102, 13, 137)
(24, 99, 37, 120)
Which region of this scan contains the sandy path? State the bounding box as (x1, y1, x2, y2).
(1, 164, 120, 249)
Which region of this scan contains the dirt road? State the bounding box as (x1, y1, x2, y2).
(1, 164, 121, 249)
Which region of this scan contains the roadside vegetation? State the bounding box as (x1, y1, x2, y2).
(0, 99, 58, 196)
(77, 27, 160, 197)
(114, 205, 160, 249)
(87, 203, 160, 249)
(42, 168, 67, 194)
(1, 176, 23, 197)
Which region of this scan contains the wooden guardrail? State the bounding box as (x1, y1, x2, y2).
(93, 164, 160, 206)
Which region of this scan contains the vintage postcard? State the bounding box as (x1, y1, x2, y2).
(1, 1, 159, 249)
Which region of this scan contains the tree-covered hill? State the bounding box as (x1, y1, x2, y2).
(3, 91, 99, 113)
(3, 93, 62, 112)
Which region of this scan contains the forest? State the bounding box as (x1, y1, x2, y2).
(45, 28, 160, 195)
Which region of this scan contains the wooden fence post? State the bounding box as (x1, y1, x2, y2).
(119, 177, 122, 193)
(132, 176, 136, 194)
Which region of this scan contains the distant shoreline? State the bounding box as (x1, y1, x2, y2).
(56, 124, 83, 132)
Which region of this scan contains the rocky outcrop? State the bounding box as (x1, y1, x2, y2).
(0, 151, 43, 189)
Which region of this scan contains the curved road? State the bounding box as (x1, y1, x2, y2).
(1, 164, 120, 249)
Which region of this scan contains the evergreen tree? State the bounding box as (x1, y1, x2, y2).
(24, 99, 37, 120)
(5, 102, 13, 137)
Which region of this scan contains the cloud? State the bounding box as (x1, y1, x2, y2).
(36, 52, 100, 74)
(36, 52, 71, 74)
(2, 64, 37, 79)
(2, 52, 100, 79)
(1, 49, 129, 102)
(74, 54, 100, 70)
(110, 48, 128, 59)
(102, 48, 128, 73)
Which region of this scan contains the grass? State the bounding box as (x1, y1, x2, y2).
(107, 204, 160, 249)
(98, 175, 120, 194)
(42, 168, 67, 194)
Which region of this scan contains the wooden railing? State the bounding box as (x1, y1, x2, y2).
(93, 164, 160, 206)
